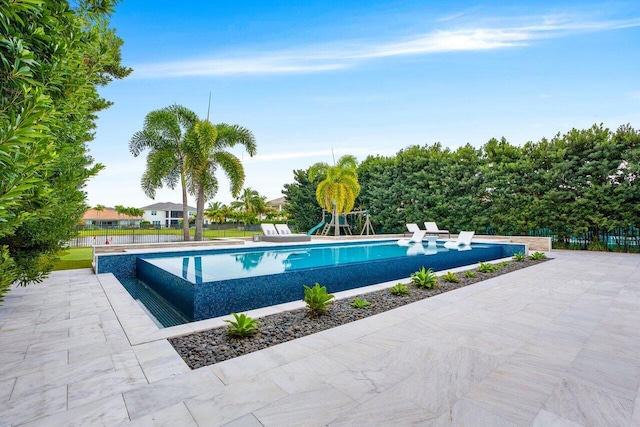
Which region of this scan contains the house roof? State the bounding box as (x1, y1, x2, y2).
(82, 207, 142, 221)
(140, 202, 196, 211)
(267, 196, 286, 206)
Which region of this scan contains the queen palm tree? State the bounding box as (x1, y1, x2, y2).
(129, 105, 198, 241)
(185, 121, 257, 240)
(230, 187, 266, 216)
(308, 155, 360, 236)
(204, 201, 229, 224)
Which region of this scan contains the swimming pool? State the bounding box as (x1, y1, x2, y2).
(96, 239, 525, 326)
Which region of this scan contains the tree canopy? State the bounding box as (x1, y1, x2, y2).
(0, 0, 130, 299)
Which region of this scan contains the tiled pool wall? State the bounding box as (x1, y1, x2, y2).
(97, 241, 525, 322)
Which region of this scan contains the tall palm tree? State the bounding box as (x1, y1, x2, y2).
(308, 155, 360, 236)
(204, 201, 228, 224)
(129, 105, 198, 241)
(230, 187, 266, 216)
(185, 121, 257, 240)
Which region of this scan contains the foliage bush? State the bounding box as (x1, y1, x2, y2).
(513, 252, 527, 262)
(530, 252, 547, 260)
(303, 283, 335, 315)
(389, 283, 410, 296)
(464, 270, 477, 278)
(411, 267, 438, 288)
(441, 272, 460, 283)
(224, 313, 259, 337)
(478, 262, 500, 273)
(351, 298, 371, 309)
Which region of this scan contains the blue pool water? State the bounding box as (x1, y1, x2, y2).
(97, 239, 525, 327)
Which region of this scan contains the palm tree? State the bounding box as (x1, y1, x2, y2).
(308, 155, 360, 236)
(230, 187, 266, 216)
(94, 204, 105, 227)
(129, 105, 198, 241)
(204, 201, 228, 224)
(184, 121, 257, 240)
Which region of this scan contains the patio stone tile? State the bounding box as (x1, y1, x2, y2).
(321, 335, 391, 368)
(0, 344, 28, 365)
(514, 337, 581, 367)
(428, 397, 520, 427)
(24, 330, 106, 358)
(132, 339, 190, 383)
(266, 336, 324, 363)
(67, 362, 147, 409)
(210, 346, 290, 385)
(531, 409, 584, 427)
(222, 413, 264, 427)
(396, 346, 503, 416)
(568, 348, 640, 401)
(0, 385, 67, 426)
(264, 351, 349, 394)
(633, 392, 640, 426)
(12, 354, 114, 399)
(585, 328, 640, 362)
(35, 307, 71, 324)
(186, 376, 288, 426)
(0, 349, 68, 383)
(21, 393, 129, 427)
(124, 368, 225, 420)
(126, 402, 198, 426)
(543, 377, 633, 426)
(327, 389, 435, 426)
(0, 378, 14, 401)
(252, 383, 357, 427)
(67, 335, 131, 364)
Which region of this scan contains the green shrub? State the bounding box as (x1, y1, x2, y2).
(512, 252, 527, 262)
(500, 261, 511, 268)
(588, 240, 608, 251)
(441, 271, 460, 283)
(478, 262, 500, 273)
(530, 251, 547, 260)
(464, 270, 477, 278)
(351, 298, 371, 309)
(303, 283, 335, 315)
(389, 283, 410, 296)
(411, 267, 438, 288)
(224, 313, 259, 337)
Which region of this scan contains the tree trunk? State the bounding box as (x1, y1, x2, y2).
(181, 173, 190, 241)
(334, 205, 340, 237)
(195, 184, 205, 241)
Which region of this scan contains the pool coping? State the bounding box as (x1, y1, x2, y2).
(97, 237, 528, 346)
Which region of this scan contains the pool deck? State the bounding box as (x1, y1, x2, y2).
(1, 250, 639, 426)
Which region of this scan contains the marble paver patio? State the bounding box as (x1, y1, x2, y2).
(1, 250, 640, 426)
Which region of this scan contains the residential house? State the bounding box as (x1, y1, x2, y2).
(141, 202, 204, 227)
(82, 207, 142, 228)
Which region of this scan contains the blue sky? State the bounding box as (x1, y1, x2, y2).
(86, 0, 640, 209)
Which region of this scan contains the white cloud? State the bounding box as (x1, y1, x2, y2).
(131, 14, 640, 78)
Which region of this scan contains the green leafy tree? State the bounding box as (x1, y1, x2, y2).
(184, 121, 257, 240)
(204, 201, 229, 224)
(230, 188, 266, 218)
(0, 0, 130, 295)
(308, 155, 360, 236)
(282, 169, 323, 233)
(129, 105, 198, 241)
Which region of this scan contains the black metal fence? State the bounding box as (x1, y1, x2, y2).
(68, 224, 262, 247)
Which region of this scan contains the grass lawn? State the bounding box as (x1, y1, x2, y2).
(53, 247, 93, 270)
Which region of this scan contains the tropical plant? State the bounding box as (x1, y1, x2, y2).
(282, 169, 324, 233)
(411, 267, 438, 288)
(464, 270, 477, 278)
(224, 313, 259, 337)
(389, 283, 410, 296)
(303, 283, 335, 315)
(478, 262, 500, 273)
(441, 272, 460, 283)
(513, 252, 527, 262)
(204, 201, 229, 224)
(351, 298, 371, 309)
(184, 121, 257, 240)
(530, 252, 547, 260)
(129, 105, 198, 241)
(231, 188, 267, 218)
(308, 155, 360, 236)
(0, 0, 130, 293)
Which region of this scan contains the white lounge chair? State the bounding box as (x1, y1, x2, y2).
(406, 223, 421, 233)
(444, 231, 475, 249)
(260, 223, 279, 236)
(275, 224, 293, 235)
(424, 222, 450, 238)
(398, 228, 426, 246)
(260, 223, 311, 243)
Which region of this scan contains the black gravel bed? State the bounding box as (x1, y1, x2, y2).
(170, 258, 549, 369)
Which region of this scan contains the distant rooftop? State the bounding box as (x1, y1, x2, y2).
(83, 207, 141, 221)
(140, 202, 196, 211)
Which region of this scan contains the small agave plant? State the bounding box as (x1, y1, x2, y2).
(224, 313, 259, 337)
(303, 283, 335, 315)
(411, 267, 438, 288)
